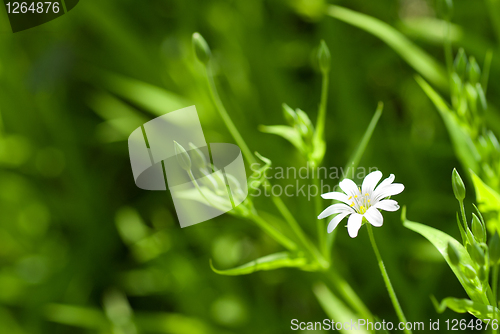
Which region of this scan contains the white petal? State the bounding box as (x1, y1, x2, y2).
(347, 213, 363, 238)
(339, 178, 359, 197)
(373, 183, 404, 202)
(374, 199, 400, 212)
(362, 170, 382, 195)
(363, 207, 384, 227)
(318, 203, 354, 219)
(376, 174, 395, 190)
(321, 191, 350, 204)
(327, 212, 351, 233)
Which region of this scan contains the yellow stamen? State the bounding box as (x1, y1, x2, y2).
(354, 195, 358, 198)
(350, 202, 355, 207)
(365, 193, 369, 196)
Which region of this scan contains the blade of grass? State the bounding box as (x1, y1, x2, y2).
(326, 5, 448, 89)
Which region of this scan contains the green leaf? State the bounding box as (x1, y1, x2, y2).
(313, 283, 371, 334)
(403, 220, 487, 304)
(342, 102, 383, 177)
(326, 5, 447, 89)
(416, 76, 480, 173)
(431, 296, 499, 320)
(471, 171, 500, 232)
(258, 125, 306, 155)
(210, 252, 317, 276)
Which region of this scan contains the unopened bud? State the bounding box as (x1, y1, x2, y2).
(467, 57, 481, 85)
(461, 264, 476, 280)
(174, 141, 191, 171)
(476, 83, 487, 113)
(465, 82, 478, 114)
(317, 40, 331, 73)
(471, 213, 486, 243)
(192, 32, 211, 65)
(282, 103, 297, 126)
(189, 143, 207, 170)
(296, 109, 314, 143)
(454, 48, 467, 80)
(471, 242, 485, 266)
(452, 168, 466, 201)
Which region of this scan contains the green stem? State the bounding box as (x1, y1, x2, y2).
(250, 213, 298, 251)
(203, 62, 327, 267)
(205, 65, 255, 165)
(493, 265, 499, 330)
(367, 224, 411, 334)
(311, 161, 326, 257)
(314, 71, 329, 143)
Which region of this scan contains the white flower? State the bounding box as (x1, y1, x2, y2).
(318, 171, 404, 238)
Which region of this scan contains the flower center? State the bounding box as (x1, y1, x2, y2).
(348, 189, 371, 214)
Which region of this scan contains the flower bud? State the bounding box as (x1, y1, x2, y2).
(489, 231, 500, 266)
(437, 0, 454, 20)
(461, 264, 476, 280)
(454, 48, 467, 80)
(476, 83, 487, 113)
(467, 57, 481, 85)
(317, 40, 331, 73)
(296, 109, 314, 143)
(192, 32, 211, 65)
(282, 103, 297, 126)
(200, 169, 218, 193)
(471, 213, 486, 243)
(174, 141, 191, 171)
(447, 242, 460, 266)
(452, 168, 466, 201)
(470, 242, 485, 266)
(465, 82, 478, 114)
(478, 266, 487, 282)
(450, 73, 463, 110)
(189, 143, 207, 170)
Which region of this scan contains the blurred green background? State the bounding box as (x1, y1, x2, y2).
(0, 0, 499, 333)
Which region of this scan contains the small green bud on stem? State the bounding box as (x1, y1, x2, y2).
(174, 141, 192, 171)
(467, 57, 481, 85)
(317, 40, 331, 74)
(192, 32, 211, 65)
(471, 213, 486, 243)
(282, 103, 297, 126)
(189, 143, 207, 170)
(454, 49, 467, 80)
(452, 168, 466, 201)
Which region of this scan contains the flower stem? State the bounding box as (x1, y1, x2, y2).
(314, 71, 329, 144)
(203, 62, 327, 267)
(250, 213, 298, 251)
(187, 170, 217, 208)
(205, 65, 255, 165)
(311, 161, 326, 257)
(367, 224, 411, 334)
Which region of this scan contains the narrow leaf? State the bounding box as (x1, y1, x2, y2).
(327, 5, 447, 88)
(210, 252, 317, 276)
(470, 170, 500, 231)
(431, 296, 499, 320)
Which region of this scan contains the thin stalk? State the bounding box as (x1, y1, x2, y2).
(367, 224, 411, 334)
(203, 63, 327, 267)
(314, 71, 329, 144)
(311, 161, 326, 257)
(205, 65, 255, 164)
(493, 265, 499, 330)
(250, 213, 298, 251)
